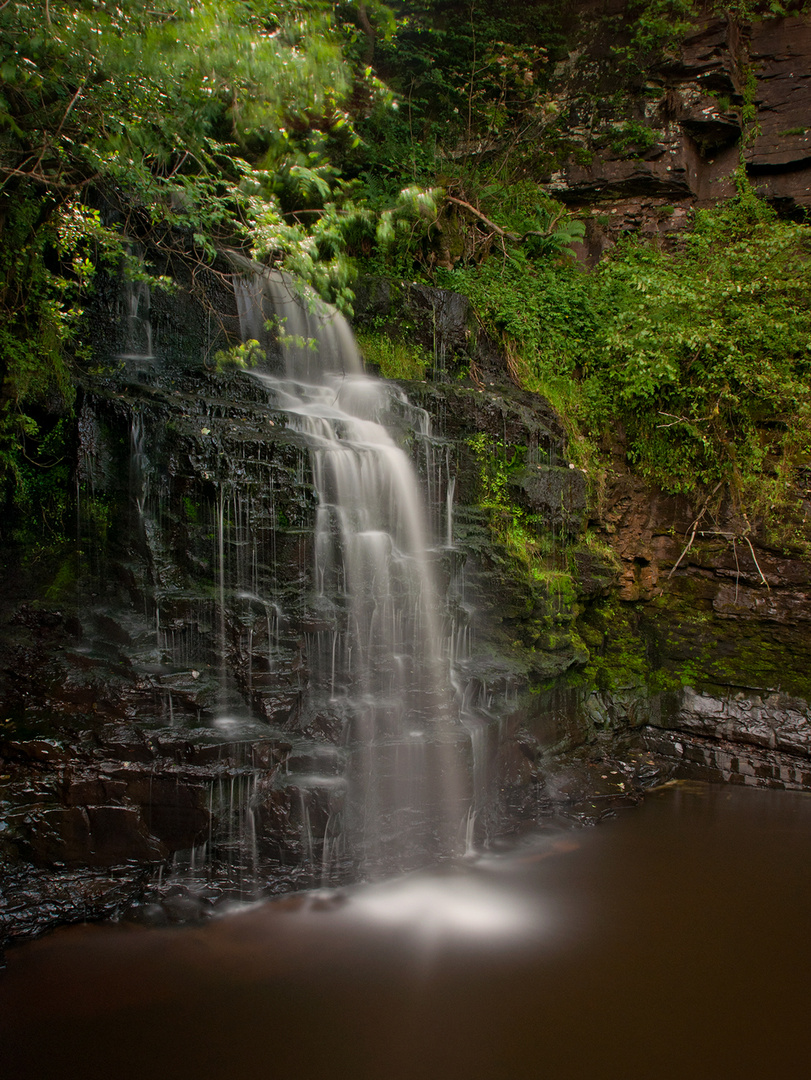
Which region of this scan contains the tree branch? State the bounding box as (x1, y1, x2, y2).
(667, 480, 723, 579)
(445, 195, 519, 241)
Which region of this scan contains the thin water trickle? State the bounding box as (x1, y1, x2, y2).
(446, 473, 456, 549)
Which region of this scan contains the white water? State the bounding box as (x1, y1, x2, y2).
(234, 267, 471, 870)
(116, 265, 154, 362)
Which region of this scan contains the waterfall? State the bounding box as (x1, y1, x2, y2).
(116, 262, 153, 363)
(233, 266, 470, 871)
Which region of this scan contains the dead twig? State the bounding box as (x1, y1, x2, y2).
(656, 410, 713, 429)
(676, 527, 771, 593)
(742, 533, 770, 590)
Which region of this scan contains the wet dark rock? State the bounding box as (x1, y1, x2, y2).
(498, 732, 671, 830)
(571, 549, 619, 598)
(655, 685, 811, 760)
(0, 866, 148, 949)
(296, 712, 344, 743)
(748, 16, 811, 212)
(161, 891, 214, 924)
(405, 383, 567, 463)
(8, 762, 211, 868)
(572, 680, 811, 792)
(122, 901, 170, 927)
(2, 350, 345, 941)
(126, 777, 210, 849)
(353, 278, 526, 386)
(509, 465, 587, 535)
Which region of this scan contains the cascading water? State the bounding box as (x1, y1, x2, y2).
(234, 266, 474, 872)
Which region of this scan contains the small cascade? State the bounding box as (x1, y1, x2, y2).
(233, 265, 477, 872)
(116, 266, 154, 363)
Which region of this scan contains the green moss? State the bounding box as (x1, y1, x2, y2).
(80, 494, 114, 545)
(644, 591, 811, 700)
(44, 552, 80, 601)
(578, 601, 653, 693)
(572, 582, 811, 703)
(182, 495, 199, 524)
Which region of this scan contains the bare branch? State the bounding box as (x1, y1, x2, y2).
(32, 82, 88, 176)
(668, 521, 698, 579)
(0, 166, 100, 192)
(673, 526, 771, 593)
(445, 195, 519, 241)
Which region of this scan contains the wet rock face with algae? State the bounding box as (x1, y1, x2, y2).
(0, 366, 321, 943)
(0, 270, 604, 947)
(3, 257, 811, 947)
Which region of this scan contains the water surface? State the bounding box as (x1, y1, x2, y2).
(3, 781, 810, 1079)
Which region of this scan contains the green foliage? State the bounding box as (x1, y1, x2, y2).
(376, 185, 441, 249)
(4, 0, 810, 552)
(468, 431, 549, 573)
(607, 121, 659, 158)
(356, 330, 430, 379)
(212, 340, 268, 371)
(521, 206, 586, 261)
(465, 431, 585, 652)
(591, 195, 811, 495)
(438, 238, 599, 478)
(441, 191, 811, 525)
(612, 0, 696, 70)
(0, 0, 371, 519)
(438, 248, 595, 388)
(467, 431, 520, 508)
(0, 192, 81, 516)
(355, 0, 568, 185)
(724, 1, 811, 20)
(9, 418, 73, 547)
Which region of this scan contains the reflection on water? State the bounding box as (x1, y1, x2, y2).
(2, 782, 811, 1079)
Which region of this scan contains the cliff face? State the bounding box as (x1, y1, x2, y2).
(473, 4, 811, 780)
(540, 7, 811, 258)
(2, 3, 811, 947)
(0, 276, 627, 949)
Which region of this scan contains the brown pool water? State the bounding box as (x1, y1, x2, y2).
(2, 780, 810, 1079)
